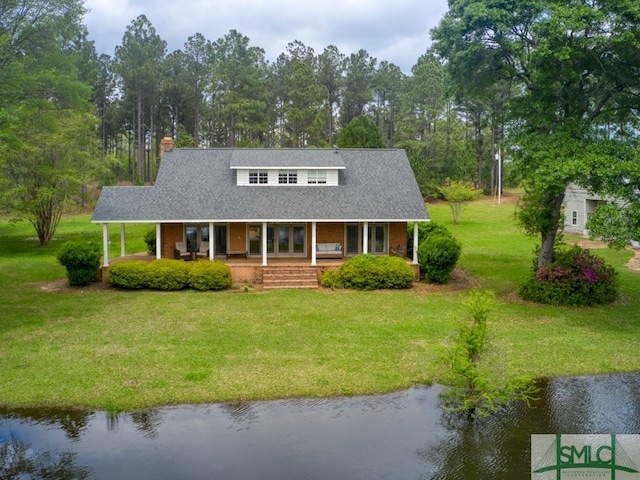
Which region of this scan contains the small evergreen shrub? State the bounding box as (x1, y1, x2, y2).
(56, 241, 102, 287)
(519, 245, 618, 306)
(107, 261, 148, 289)
(376, 255, 416, 289)
(144, 228, 156, 255)
(339, 255, 379, 290)
(320, 269, 343, 289)
(408, 221, 452, 257)
(418, 234, 462, 284)
(146, 259, 190, 291)
(339, 254, 414, 290)
(188, 260, 232, 291)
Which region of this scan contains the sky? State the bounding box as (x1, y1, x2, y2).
(82, 0, 450, 74)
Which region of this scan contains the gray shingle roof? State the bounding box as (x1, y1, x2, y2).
(229, 148, 346, 169)
(92, 148, 430, 223)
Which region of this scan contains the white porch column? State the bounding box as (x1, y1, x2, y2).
(102, 223, 109, 267)
(412, 221, 419, 264)
(311, 221, 317, 266)
(362, 221, 369, 254)
(262, 221, 268, 266)
(209, 222, 214, 260)
(120, 223, 126, 257)
(155, 223, 162, 259)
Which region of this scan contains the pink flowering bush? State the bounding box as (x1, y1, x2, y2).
(519, 245, 617, 306)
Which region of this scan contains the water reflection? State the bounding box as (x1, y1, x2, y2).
(1, 373, 639, 479)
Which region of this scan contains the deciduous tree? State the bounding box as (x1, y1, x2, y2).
(432, 0, 640, 270)
(0, 0, 96, 246)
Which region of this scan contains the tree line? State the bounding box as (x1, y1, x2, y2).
(97, 16, 502, 195)
(2, 0, 639, 271)
(1, 1, 502, 206)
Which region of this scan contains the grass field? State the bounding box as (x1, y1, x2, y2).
(1, 193, 639, 411)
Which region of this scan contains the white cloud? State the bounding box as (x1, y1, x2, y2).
(83, 0, 448, 73)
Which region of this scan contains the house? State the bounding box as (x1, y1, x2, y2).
(91, 139, 430, 285)
(563, 182, 639, 248)
(563, 183, 608, 236)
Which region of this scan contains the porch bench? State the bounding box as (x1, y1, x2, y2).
(316, 242, 343, 258)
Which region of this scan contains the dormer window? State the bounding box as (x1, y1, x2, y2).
(307, 170, 327, 184)
(249, 170, 268, 184)
(231, 150, 344, 186)
(279, 170, 297, 184)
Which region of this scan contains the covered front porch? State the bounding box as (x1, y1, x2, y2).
(99, 220, 420, 269)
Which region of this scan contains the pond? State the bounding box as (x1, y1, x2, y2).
(2, 373, 639, 479)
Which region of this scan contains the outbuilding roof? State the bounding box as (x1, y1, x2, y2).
(92, 148, 429, 223)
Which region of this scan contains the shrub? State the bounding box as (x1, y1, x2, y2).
(408, 221, 452, 257)
(144, 228, 156, 255)
(320, 269, 343, 289)
(146, 259, 190, 291)
(418, 234, 462, 284)
(519, 245, 618, 306)
(339, 254, 414, 290)
(56, 242, 102, 287)
(107, 261, 148, 289)
(188, 260, 232, 291)
(438, 181, 483, 225)
(440, 290, 537, 418)
(376, 255, 416, 289)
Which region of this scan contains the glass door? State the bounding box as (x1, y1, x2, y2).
(248, 226, 261, 255)
(267, 226, 275, 254)
(251, 224, 305, 256)
(278, 226, 290, 254)
(214, 225, 227, 256)
(368, 225, 386, 254)
(293, 226, 305, 254)
(346, 224, 360, 255)
(346, 224, 387, 255)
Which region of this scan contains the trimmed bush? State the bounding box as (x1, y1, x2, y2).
(188, 260, 232, 291)
(320, 269, 343, 289)
(376, 255, 416, 289)
(339, 254, 415, 290)
(56, 242, 102, 287)
(146, 259, 190, 291)
(107, 260, 148, 289)
(408, 221, 452, 257)
(418, 234, 462, 284)
(519, 245, 618, 306)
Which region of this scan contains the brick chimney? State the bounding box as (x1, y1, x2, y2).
(159, 137, 175, 160)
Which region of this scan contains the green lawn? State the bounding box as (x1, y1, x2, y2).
(1, 196, 639, 411)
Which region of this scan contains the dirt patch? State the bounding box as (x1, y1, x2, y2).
(37, 278, 111, 294)
(411, 267, 481, 293)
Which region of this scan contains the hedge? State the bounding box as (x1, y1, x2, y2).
(107, 259, 233, 292)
